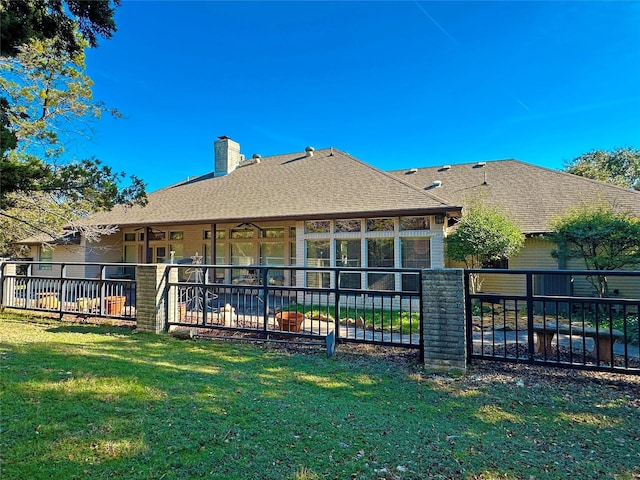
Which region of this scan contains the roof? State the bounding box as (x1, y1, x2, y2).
(82, 148, 460, 227)
(389, 160, 640, 234)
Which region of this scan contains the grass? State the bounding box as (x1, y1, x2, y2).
(288, 303, 420, 335)
(1, 312, 639, 480)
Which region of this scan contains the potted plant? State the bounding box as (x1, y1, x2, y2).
(275, 311, 306, 332)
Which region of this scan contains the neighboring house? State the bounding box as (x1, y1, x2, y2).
(19, 137, 461, 289)
(389, 160, 640, 295)
(18, 137, 640, 294)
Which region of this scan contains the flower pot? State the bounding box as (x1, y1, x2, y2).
(275, 311, 306, 332)
(104, 296, 126, 315)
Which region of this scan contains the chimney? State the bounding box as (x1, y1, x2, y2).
(214, 136, 242, 176)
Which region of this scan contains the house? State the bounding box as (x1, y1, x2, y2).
(389, 160, 640, 295)
(19, 136, 461, 288)
(19, 137, 640, 294)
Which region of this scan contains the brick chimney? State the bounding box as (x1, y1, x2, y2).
(214, 136, 242, 176)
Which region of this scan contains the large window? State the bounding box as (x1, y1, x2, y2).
(367, 238, 394, 290)
(306, 240, 330, 287)
(401, 237, 431, 291)
(336, 239, 361, 288)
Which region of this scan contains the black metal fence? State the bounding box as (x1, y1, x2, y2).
(466, 269, 640, 374)
(0, 261, 136, 320)
(166, 265, 423, 356)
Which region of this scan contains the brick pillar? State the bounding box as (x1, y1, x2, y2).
(136, 264, 176, 334)
(422, 269, 467, 372)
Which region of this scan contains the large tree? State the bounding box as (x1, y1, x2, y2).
(0, 0, 120, 57)
(0, 35, 145, 256)
(565, 147, 640, 191)
(549, 202, 640, 297)
(445, 199, 525, 292)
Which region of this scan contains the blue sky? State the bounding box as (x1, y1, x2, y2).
(78, 1, 640, 192)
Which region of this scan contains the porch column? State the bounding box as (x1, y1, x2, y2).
(136, 264, 177, 334)
(422, 268, 467, 372)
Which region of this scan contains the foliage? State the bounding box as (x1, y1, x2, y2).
(549, 202, 640, 296)
(0, 36, 145, 254)
(565, 147, 640, 191)
(446, 199, 524, 292)
(0, 0, 120, 57)
(1, 313, 639, 480)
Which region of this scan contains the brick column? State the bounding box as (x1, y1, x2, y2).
(136, 264, 176, 334)
(422, 269, 467, 372)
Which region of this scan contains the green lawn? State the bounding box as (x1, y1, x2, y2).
(1, 312, 639, 480)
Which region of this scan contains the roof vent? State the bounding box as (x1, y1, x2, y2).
(440, 165, 451, 171)
(408, 168, 418, 174)
(305, 146, 315, 157)
(433, 179, 443, 187)
(474, 161, 486, 168)
(252, 153, 261, 159)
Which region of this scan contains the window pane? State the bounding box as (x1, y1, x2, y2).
(124, 232, 136, 242)
(335, 219, 361, 232)
(368, 239, 394, 267)
(169, 231, 184, 240)
(149, 231, 166, 241)
(262, 228, 285, 238)
(215, 242, 226, 264)
(401, 238, 431, 268)
(124, 245, 137, 263)
(306, 240, 330, 267)
(366, 218, 394, 232)
(231, 229, 255, 239)
(260, 242, 284, 265)
(336, 239, 361, 267)
(305, 220, 330, 233)
(400, 216, 430, 231)
(231, 242, 254, 265)
(169, 244, 184, 262)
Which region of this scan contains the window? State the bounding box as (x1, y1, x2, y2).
(335, 219, 361, 233)
(366, 218, 394, 232)
(400, 216, 430, 231)
(123, 232, 136, 242)
(261, 228, 285, 238)
(169, 231, 184, 241)
(260, 242, 284, 265)
(305, 220, 330, 233)
(336, 239, 361, 288)
(205, 229, 226, 239)
(367, 238, 394, 290)
(401, 238, 431, 291)
(306, 240, 330, 287)
(38, 247, 53, 270)
(169, 244, 184, 262)
(149, 230, 166, 241)
(124, 245, 137, 263)
(231, 228, 255, 239)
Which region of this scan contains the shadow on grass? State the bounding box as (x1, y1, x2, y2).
(2, 315, 640, 480)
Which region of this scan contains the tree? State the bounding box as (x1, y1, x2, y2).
(565, 147, 640, 191)
(549, 201, 640, 297)
(0, 35, 145, 256)
(445, 199, 525, 292)
(0, 0, 120, 57)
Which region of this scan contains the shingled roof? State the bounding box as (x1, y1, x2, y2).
(390, 159, 640, 234)
(82, 148, 460, 227)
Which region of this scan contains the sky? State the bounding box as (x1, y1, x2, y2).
(75, 0, 640, 192)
